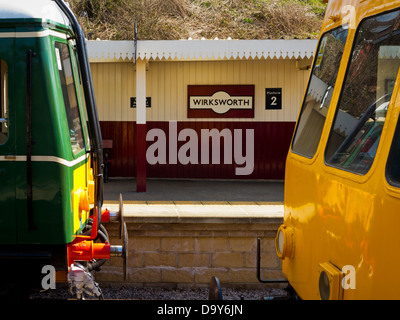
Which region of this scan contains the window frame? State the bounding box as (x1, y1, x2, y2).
(385, 111, 400, 188)
(323, 9, 400, 177)
(290, 25, 349, 160)
(68, 39, 91, 152)
(0, 59, 8, 145)
(54, 40, 87, 157)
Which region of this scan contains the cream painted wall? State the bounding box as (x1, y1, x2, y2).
(90, 59, 311, 123)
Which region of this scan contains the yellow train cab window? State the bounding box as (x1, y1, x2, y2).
(0, 60, 7, 145)
(387, 118, 400, 186)
(291, 26, 348, 158)
(325, 10, 400, 174)
(55, 42, 85, 155)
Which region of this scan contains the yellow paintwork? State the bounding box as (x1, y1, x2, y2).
(281, 0, 400, 299)
(72, 157, 95, 234)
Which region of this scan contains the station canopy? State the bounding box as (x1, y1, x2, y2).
(87, 39, 318, 62)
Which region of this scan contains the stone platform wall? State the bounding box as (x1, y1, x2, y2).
(97, 216, 284, 289)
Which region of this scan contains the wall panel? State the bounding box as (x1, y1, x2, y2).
(91, 58, 310, 180)
(91, 59, 310, 123)
(100, 120, 295, 180)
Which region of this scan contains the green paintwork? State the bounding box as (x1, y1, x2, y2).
(0, 19, 92, 245)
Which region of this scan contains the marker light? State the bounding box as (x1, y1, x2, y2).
(275, 225, 294, 260)
(319, 270, 331, 300)
(318, 262, 344, 300)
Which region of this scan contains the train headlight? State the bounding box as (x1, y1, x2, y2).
(77, 188, 90, 212)
(318, 263, 344, 300)
(275, 225, 294, 260)
(277, 229, 285, 254)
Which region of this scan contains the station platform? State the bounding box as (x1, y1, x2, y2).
(103, 178, 285, 223)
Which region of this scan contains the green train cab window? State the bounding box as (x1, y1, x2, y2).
(291, 26, 348, 158)
(0, 60, 8, 145)
(71, 43, 91, 151)
(325, 10, 400, 175)
(55, 42, 85, 154)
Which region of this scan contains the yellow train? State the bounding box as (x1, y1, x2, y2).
(275, 0, 400, 299)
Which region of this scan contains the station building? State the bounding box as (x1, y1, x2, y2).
(87, 39, 317, 191)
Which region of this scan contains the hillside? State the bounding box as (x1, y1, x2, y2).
(69, 0, 326, 40)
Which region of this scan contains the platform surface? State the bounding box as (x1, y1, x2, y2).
(103, 179, 284, 222)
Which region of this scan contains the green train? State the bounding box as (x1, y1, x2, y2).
(0, 0, 127, 299)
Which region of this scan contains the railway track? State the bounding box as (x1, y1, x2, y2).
(29, 284, 288, 300)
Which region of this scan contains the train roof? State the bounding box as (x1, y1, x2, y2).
(0, 0, 71, 27)
(322, 0, 400, 32)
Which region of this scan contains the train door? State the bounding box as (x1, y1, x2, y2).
(0, 37, 15, 244)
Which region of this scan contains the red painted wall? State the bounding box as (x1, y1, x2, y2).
(100, 121, 295, 180)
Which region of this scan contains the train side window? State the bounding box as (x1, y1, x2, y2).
(325, 10, 400, 175)
(387, 120, 400, 186)
(291, 26, 348, 158)
(0, 60, 8, 145)
(55, 42, 85, 155)
(70, 42, 91, 151)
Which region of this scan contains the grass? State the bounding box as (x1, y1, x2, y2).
(68, 0, 326, 40)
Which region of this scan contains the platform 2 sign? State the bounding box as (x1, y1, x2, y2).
(265, 88, 282, 110)
(188, 85, 254, 118)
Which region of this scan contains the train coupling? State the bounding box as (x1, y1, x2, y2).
(68, 262, 104, 300)
(67, 222, 128, 299)
(67, 195, 129, 299)
(67, 221, 128, 277)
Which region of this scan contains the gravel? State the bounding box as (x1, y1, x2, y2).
(30, 284, 288, 300)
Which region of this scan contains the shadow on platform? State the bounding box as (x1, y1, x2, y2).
(103, 178, 284, 203)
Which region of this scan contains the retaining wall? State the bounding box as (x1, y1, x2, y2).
(97, 214, 285, 289)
